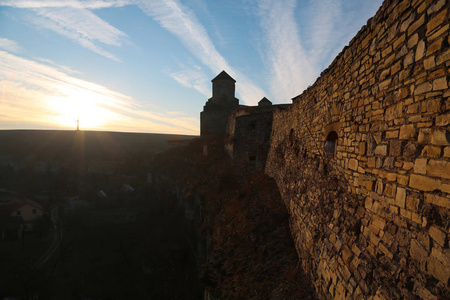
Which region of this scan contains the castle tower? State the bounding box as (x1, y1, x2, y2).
(200, 71, 239, 137)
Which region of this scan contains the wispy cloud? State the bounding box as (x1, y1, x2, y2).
(138, 0, 266, 104)
(0, 0, 135, 9)
(257, 0, 316, 102)
(30, 7, 126, 61)
(257, 0, 381, 101)
(169, 68, 210, 97)
(0, 50, 199, 134)
(0, 37, 22, 53)
(299, 0, 344, 68)
(1, 0, 131, 61)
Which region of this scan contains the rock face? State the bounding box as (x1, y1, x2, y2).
(266, 0, 450, 298)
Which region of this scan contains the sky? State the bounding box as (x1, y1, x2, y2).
(0, 0, 383, 135)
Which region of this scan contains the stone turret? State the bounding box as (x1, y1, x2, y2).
(200, 71, 239, 137)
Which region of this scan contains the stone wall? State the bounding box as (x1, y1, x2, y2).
(266, 0, 449, 298)
(227, 107, 277, 173)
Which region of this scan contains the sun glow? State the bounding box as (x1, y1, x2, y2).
(46, 89, 119, 130)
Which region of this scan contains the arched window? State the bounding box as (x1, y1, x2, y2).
(324, 131, 338, 156)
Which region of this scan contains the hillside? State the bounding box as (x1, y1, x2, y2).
(0, 130, 196, 161)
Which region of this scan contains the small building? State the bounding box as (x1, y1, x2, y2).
(3, 198, 45, 231)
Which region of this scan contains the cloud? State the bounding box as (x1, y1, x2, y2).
(138, 0, 266, 104)
(0, 37, 22, 53)
(1, 0, 131, 61)
(0, 50, 199, 134)
(257, 0, 317, 102)
(169, 68, 210, 97)
(0, 0, 135, 9)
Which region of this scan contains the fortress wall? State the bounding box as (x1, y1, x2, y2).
(266, 0, 449, 298)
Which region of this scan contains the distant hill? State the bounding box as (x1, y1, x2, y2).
(0, 130, 196, 161)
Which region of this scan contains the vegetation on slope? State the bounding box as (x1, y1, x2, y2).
(151, 138, 317, 299)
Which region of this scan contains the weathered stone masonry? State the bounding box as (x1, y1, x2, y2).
(266, 0, 449, 299)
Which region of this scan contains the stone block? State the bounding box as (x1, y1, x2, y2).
(397, 87, 409, 99)
(431, 130, 450, 146)
(374, 145, 388, 156)
(349, 158, 358, 171)
(367, 157, 376, 168)
(415, 40, 425, 60)
(389, 140, 403, 156)
(436, 48, 450, 66)
(410, 239, 428, 261)
(409, 174, 441, 191)
(445, 147, 450, 158)
(397, 175, 409, 186)
(423, 56, 436, 69)
(421, 146, 441, 158)
(378, 242, 394, 259)
(433, 77, 448, 91)
(427, 256, 449, 284)
(359, 142, 366, 155)
(426, 8, 448, 35)
(376, 181, 384, 195)
(426, 39, 443, 56)
(404, 51, 415, 67)
(400, 207, 412, 219)
(342, 245, 353, 266)
(427, 159, 450, 179)
(385, 130, 399, 139)
(406, 196, 420, 211)
(408, 14, 425, 36)
(425, 193, 450, 209)
(386, 102, 404, 121)
(429, 226, 446, 247)
(379, 78, 392, 90)
(413, 158, 427, 174)
(414, 82, 432, 95)
(395, 187, 406, 208)
(418, 128, 432, 144)
(372, 215, 386, 230)
(399, 124, 416, 139)
(411, 212, 422, 224)
(402, 161, 414, 170)
(436, 114, 450, 126)
(407, 33, 418, 48)
(386, 173, 397, 181)
(431, 247, 450, 266)
(427, 0, 446, 15)
(383, 157, 395, 169)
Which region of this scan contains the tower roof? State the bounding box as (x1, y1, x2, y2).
(258, 97, 272, 106)
(212, 70, 236, 82)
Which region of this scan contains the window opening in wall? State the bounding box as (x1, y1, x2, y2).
(248, 122, 256, 130)
(324, 131, 338, 156)
(249, 155, 256, 161)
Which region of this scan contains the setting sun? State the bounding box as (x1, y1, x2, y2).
(47, 90, 118, 130)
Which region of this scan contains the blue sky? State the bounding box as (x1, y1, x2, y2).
(0, 0, 383, 135)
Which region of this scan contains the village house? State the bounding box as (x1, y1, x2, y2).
(3, 198, 45, 232)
